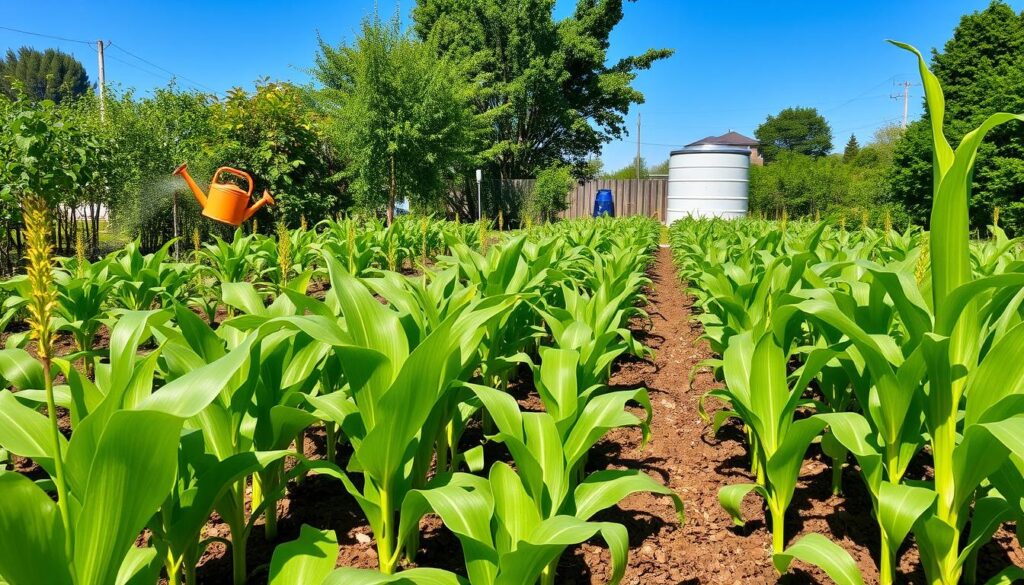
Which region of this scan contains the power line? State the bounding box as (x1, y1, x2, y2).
(107, 42, 218, 94)
(0, 25, 93, 46)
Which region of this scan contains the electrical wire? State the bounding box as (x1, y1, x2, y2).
(0, 25, 93, 46)
(107, 42, 218, 94)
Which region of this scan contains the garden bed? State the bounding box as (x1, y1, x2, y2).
(173, 247, 1024, 584)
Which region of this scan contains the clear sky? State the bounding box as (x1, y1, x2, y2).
(3, 0, 1021, 172)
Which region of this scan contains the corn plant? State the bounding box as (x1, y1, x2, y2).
(107, 239, 191, 310)
(52, 255, 116, 374)
(463, 348, 682, 584)
(284, 255, 519, 574)
(771, 43, 1024, 585)
(396, 465, 631, 585)
(0, 201, 255, 585)
(269, 524, 466, 585)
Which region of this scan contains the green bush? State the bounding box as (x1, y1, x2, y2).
(528, 165, 575, 223)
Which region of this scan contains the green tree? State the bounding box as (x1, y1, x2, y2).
(0, 47, 90, 104)
(890, 1, 1024, 231)
(843, 133, 860, 162)
(413, 0, 673, 180)
(529, 164, 574, 222)
(314, 12, 476, 223)
(754, 106, 833, 162)
(604, 156, 649, 179)
(208, 81, 344, 228)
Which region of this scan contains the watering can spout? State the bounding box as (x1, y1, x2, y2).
(173, 163, 208, 208)
(243, 190, 275, 222)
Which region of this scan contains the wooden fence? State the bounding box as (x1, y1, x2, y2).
(506, 179, 668, 221)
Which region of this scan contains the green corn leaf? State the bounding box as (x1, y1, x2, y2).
(0, 348, 44, 390)
(773, 533, 864, 585)
(397, 480, 497, 585)
(983, 566, 1024, 585)
(562, 388, 650, 469)
(964, 320, 1024, 427)
(268, 524, 338, 585)
(765, 417, 829, 513)
(222, 281, 269, 316)
(877, 481, 936, 551)
(496, 517, 628, 585)
(72, 409, 182, 585)
(573, 469, 684, 523)
(136, 333, 256, 418)
(113, 547, 161, 585)
(0, 389, 64, 475)
(490, 462, 541, 552)
(718, 483, 767, 527)
(957, 495, 1012, 577)
(0, 472, 72, 585)
(322, 568, 469, 585)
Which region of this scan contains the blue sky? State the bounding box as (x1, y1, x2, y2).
(4, 0, 1021, 172)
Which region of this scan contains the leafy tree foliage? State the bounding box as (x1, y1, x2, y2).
(754, 106, 833, 162)
(843, 134, 860, 162)
(412, 0, 674, 180)
(890, 1, 1024, 232)
(209, 82, 344, 227)
(750, 125, 909, 229)
(0, 47, 90, 104)
(0, 92, 102, 272)
(313, 12, 476, 222)
(528, 164, 575, 222)
(602, 156, 668, 179)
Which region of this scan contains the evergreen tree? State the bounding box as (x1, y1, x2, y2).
(843, 133, 860, 162)
(0, 47, 90, 104)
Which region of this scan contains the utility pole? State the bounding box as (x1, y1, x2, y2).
(891, 81, 912, 129)
(635, 111, 642, 181)
(97, 40, 107, 122)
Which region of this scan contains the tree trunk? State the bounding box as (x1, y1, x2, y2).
(387, 155, 396, 226)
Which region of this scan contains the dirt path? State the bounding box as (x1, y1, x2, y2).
(570, 245, 796, 584)
(572, 247, 1023, 584)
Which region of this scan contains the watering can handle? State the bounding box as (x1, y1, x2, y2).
(212, 167, 255, 197)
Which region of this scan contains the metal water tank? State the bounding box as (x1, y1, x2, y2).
(667, 144, 750, 222)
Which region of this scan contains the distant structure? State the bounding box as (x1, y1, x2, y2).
(685, 130, 763, 166)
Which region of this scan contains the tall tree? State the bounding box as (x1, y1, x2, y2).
(314, 12, 476, 223)
(0, 47, 90, 104)
(754, 106, 833, 162)
(843, 133, 860, 162)
(890, 1, 1024, 231)
(412, 0, 673, 180)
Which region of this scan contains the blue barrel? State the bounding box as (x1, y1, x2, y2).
(593, 189, 615, 217)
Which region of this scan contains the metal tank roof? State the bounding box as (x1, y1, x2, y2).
(670, 143, 752, 156)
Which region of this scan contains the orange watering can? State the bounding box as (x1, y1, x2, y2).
(173, 163, 275, 226)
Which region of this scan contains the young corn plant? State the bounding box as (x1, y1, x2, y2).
(463, 348, 683, 584)
(269, 524, 467, 585)
(0, 198, 256, 585)
(295, 255, 519, 574)
(770, 42, 1024, 585)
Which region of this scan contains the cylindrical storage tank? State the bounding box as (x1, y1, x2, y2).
(667, 144, 750, 222)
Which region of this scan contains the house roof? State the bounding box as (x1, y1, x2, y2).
(686, 131, 759, 147)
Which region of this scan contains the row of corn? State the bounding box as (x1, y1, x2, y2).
(669, 44, 1024, 585)
(0, 211, 679, 585)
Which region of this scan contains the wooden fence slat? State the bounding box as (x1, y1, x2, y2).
(506, 178, 667, 222)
